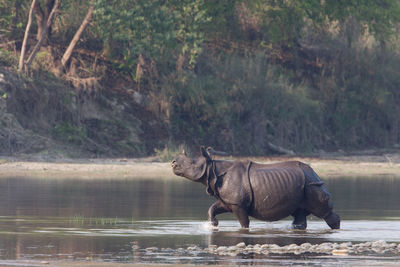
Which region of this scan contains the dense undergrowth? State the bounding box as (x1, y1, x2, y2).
(164, 41, 400, 155)
(1, 1, 400, 157)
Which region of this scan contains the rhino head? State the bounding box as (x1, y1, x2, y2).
(171, 146, 211, 181)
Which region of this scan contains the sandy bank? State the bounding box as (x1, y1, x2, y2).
(1, 155, 400, 179)
(0, 161, 177, 179)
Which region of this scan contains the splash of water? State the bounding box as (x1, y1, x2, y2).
(202, 221, 219, 232)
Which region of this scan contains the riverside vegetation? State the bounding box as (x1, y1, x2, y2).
(1, 1, 400, 158)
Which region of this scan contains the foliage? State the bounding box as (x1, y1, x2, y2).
(166, 53, 322, 155)
(30, 50, 50, 73)
(84, 118, 144, 155)
(54, 0, 97, 45)
(2, 0, 400, 156)
(0, 0, 26, 35)
(248, 0, 400, 46)
(0, 0, 13, 31)
(0, 48, 18, 68)
(52, 122, 87, 145)
(321, 0, 400, 41)
(314, 41, 400, 148)
(94, 0, 211, 78)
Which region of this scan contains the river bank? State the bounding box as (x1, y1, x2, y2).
(1, 152, 400, 179)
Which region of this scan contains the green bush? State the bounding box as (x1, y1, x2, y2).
(165, 53, 322, 155)
(0, 49, 17, 68)
(52, 123, 87, 145)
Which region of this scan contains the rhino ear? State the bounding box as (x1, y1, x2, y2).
(200, 146, 211, 161)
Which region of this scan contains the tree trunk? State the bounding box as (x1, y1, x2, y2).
(33, 1, 45, 41)
(25, 0, 60, 73)
(18, 0, 37, 73)
(34, 0, 55, 42)
(61, 0, 95, 68)
(44, 0, 56, 41)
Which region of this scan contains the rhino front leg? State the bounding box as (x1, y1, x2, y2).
(291, 209, 309, 230)
(208, 201, 231, 226)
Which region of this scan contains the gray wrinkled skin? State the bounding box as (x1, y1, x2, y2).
(171, 147, 340, 230)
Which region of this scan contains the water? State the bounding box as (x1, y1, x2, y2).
(1, 176, 400, 265)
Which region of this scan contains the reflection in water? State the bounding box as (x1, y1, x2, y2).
(326, 177, 400, 219)
(1, 176, 400, 264)
(0, 177, 214, 219)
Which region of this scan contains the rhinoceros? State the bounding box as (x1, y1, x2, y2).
(171, 147, 340, 229)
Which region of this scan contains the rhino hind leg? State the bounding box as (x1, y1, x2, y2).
(232, 205, 250, 228)
(291, 209, 310, 230)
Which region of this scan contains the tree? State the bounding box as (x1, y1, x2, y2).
(94, 0, 212, 79)
(18, 0, 37, 73)
(33, 0, 56, 42)
(246, 0, 400, 46)
(20, 0, 60, 74)
(61, 0, 95, 69)
(25, 0, 59, 72)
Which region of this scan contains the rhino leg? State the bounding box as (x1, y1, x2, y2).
(208, 201, 231, 226)
(291, 209, 309, 230)
(231, 205, 249, 228)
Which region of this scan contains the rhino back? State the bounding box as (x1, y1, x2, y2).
(249, 167, 306, 221)
(251, 161, 323, 185)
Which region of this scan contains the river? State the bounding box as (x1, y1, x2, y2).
(1, 175, 400, 265)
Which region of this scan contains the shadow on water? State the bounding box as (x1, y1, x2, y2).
(1, 176, 400, 265)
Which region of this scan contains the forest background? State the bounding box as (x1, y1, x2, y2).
(1, 0, 400, 159)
